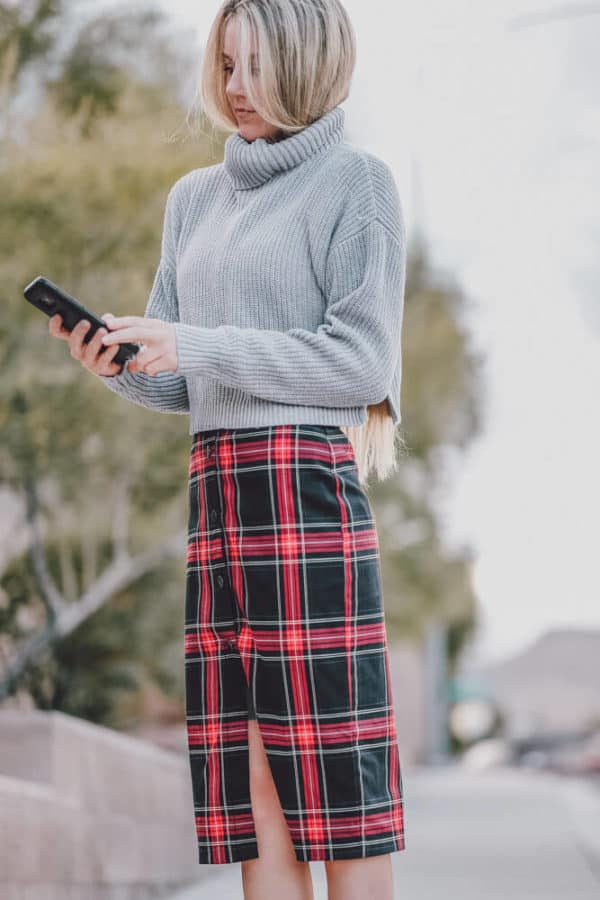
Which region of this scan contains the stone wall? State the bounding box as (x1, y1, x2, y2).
(0, 709, 202, 900)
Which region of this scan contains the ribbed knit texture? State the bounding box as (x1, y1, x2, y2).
(96, 104, 406, 432)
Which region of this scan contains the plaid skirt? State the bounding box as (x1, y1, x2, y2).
(184, 423, 406, 864)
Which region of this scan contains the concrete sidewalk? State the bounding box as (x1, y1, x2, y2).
(169, 764, 600, 899)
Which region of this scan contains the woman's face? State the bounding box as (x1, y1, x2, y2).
(223, 17, 284, 143)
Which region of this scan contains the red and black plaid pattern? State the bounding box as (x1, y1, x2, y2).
(184, 423, 406, 864)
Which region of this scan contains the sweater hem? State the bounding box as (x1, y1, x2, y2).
(186, 406, 369, 434)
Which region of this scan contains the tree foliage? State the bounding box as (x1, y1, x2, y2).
(0, 1, 216, 725)
(371, 235, 484, 656)
(0, 0, 484, 723)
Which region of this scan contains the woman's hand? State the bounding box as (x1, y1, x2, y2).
(101, 315, 178, 375)
(48, 312, 123, 376)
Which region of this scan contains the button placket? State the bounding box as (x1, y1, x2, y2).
(205, 435, 239, 653)
(212, 453, 246, 634)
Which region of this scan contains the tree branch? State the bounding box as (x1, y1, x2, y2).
(23, 474, 64, 622)
(0, 526, 187, 701)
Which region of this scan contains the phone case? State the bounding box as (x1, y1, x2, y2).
(23, 275, 140, 368)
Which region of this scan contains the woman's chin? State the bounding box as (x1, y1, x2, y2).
(236, 115, 286, 143)
(238, 122, 261, 141)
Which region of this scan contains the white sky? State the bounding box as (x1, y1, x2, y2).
(126, 0, 599, 665)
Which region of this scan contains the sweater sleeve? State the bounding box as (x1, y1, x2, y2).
(93, 181, 190, 415)
(173, 218, 405, 409)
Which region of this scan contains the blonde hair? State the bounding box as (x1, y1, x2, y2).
(194, 0, 407, 485)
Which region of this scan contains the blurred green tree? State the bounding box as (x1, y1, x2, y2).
(0, 0, 62, 97)
(0, 0, 484, 728)
(371, 237, 484, 663)
(0, 1, 217, 727)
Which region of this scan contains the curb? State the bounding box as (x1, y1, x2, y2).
(558, 775, 600, 880)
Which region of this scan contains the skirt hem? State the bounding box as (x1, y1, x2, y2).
(196, 836, 407, 865)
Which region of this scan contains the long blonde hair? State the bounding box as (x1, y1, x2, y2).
(193, 0, 407, 485)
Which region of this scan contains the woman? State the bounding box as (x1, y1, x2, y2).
(49, 1, 407, 897)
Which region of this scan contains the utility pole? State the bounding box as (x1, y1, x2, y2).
(423, 619, 450, 765)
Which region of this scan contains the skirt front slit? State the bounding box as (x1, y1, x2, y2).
(184, 423, 406, 864)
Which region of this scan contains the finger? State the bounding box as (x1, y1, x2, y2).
(143, 356, 171, 376)
(128, 344, 162, 372)
(131, 350, 171, 376)
(101, 341, 121, 363)
(85, 333, 121, 374)
(69, 319, 93, 358)
(49, 313, 70, 340)
(51, 313, 69, 335)
(99, 356, 124, 376)
(98, 346, 122, 374)
(128, 345, 152, 373)
(84, 323, 110, 361)
(102, 327, 152, 346)
(102, 315, 146, 329)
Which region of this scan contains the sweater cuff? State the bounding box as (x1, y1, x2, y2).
(174, 322, 218, 377)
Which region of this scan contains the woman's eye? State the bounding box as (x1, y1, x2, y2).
(223, 64, 259, 75)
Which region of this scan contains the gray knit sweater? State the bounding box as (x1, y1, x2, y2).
(96, 105, 406, 432)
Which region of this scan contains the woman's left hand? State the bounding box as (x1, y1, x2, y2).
(101, 315, 178, 375)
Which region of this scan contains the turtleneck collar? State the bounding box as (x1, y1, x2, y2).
(223, 105, 345, 191)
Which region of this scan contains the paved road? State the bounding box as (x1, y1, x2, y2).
(169, 764, 600, 899)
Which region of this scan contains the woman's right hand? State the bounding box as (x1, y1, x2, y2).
(48, 312, 124, 376)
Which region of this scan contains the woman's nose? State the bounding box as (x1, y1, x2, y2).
(226, 68, 243, 94)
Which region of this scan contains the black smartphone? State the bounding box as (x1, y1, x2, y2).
(23, 275, 141, 368)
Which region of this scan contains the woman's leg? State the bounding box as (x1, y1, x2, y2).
(241, 718, 314, 900)
(325, 855, 394, 900)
